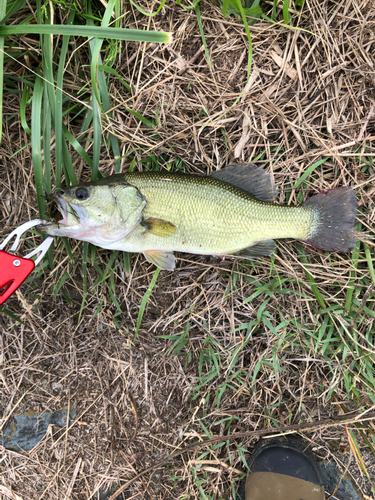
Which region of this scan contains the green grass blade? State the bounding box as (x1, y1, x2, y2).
(222, 2, 262, 19)
(88, 1, 115, 179)
(298, 245, 326, 308)
(91, 251, 119, 289)
(1, 0, 26, 26)
(0, 0, 6, 145)
(55, 9, 75, 188)
(96, 66, 125, 172)
(272, 0, 278, 21)
(129, 0, 167, 17)
(40, 6, 60, 191)
(53, 271, 71, 299)
(43, 79, 52, 193)
(31, 74, 45, 216)
(345, 226, 361, 313)
(79, 102, 93, 137)
(194, 2, 211, 68)
(36, 0, 42, 23)
(91, 89, 101, 180)
(91, 37, 105, 112)
(283, 0, 291, 24)
(222, 0, 230, 17)
(78, 242, 89, 322)
(62, 124, 93, 168)
(41, 14, 56, 125)
(135, 268, 160, 339)
(41, 9, 53, 195)
(234, 0, 253, 80)
(96, 64, 122, 171)
(0, 25, 172, 43)
(0, 305, 24, 324)
(98, 64, 132, 93)
(62, 140, 78, 186)
(100, 85, 121, 172)
(293, 158, 328, 189)
(114, 0, 121, 27)
(20, 84, 31, 135)
(126, 108, 155, 128)
(365, 245, 375, 286)
(123, 252, 131, 275)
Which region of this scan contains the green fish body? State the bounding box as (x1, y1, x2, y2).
(37, 164, 357, 270)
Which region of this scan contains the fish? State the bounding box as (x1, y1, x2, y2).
(36, 164, 357, 271)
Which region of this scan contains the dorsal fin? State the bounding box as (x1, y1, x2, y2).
(210, 164, 278, 202)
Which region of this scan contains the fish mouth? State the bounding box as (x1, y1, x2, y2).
(50, 195, 67, 223)
(47, 195, 73, 226)
(36, 195, 85, 234)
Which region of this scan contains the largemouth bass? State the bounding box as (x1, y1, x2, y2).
(37, 164, 357, 270)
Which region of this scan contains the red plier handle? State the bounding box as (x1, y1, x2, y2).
(0, 220, 53, 305)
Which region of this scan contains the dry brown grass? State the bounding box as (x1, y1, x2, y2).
(1, 0, 375, 499)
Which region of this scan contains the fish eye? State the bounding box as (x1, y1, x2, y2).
(76, 188, 89, 201)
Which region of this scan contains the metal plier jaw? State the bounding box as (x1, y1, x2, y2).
(0, 220, 53, 305)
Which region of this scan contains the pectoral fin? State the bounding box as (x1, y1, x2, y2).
(142, 218, 176, 237)
(230, 239, 276, 259)
(144, 250, 176, 271)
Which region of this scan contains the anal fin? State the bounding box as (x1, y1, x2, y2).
(144, 250, 176, 271)
(230, 239, 276, 259)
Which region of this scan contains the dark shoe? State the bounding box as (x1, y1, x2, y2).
(238, 437, 325, 500)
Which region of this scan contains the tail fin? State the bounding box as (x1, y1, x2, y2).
(303, 187, 357, 252)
